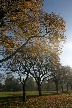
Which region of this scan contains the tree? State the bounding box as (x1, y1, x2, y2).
(0, 82, 3, 91)
(29, 55, 57, 96)
(0, 0, 43, 27)
(63, 66, 72, 93)
(0, 0, 66, 63)
(57, 65, 72, 93)
(58, 66, 67, 92)
(49, 64, 72, 94)
(0, 0, 44, 62)
(4, 53, 33, 101)
(49, 62, 62, 94)
(0, 73, 5, 84)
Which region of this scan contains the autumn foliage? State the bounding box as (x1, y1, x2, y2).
(0, 0, 66, 63)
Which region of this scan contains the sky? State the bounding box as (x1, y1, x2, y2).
(43, 0, 72, 67)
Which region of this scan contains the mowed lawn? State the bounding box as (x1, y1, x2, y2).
(0, 91, 56, 97)
(0, 91, 72, 108)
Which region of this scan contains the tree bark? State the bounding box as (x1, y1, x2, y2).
(55, 79, 58, 94)
(38, 83, 42, 96)
(61, 85, 63, 92)
(67, 82, 68, 93)
(23, 83, 26, 102)
(37, 77, 42, 96)
(71, 85, 72, 90)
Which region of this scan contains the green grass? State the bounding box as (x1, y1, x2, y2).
(0, 91, 72, 108)
(0, 91, 57, 97)
(0, 91, 22, 97)
(0, 91, 56, 104)
(0, 94, 72, 108)
(0, 91, 20, 97)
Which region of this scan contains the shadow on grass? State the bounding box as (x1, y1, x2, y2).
(0, 92, 56, 103)
(0, 91, 70, 106)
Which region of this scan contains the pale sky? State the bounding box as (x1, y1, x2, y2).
(43, 0, 72, 67)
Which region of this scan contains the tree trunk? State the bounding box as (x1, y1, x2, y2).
(61, 85, 63, 92)
(67, 83, 68, 93)
(23, 83, 26, 102)
(71, 85, 72, 90)
(55, 80, 58, 94)
(38, 84, 42, 96)
(47, 83, 49, 91)
(37, 77, 42, 96)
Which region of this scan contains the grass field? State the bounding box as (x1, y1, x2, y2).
(0, 91, 56, 97)
(0, 91, 72, 108)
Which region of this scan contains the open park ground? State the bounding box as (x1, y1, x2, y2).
(0, 91, 72, 108)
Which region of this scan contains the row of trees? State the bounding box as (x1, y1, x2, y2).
(0, 65, 72, 93)
(0, 0, 67, 102)
(0, 76, 37, 91)
(1, 52, 72, 101)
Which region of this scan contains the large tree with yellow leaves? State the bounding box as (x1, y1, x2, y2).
(0, 0, 66, 63)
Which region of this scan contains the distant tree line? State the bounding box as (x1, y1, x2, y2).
(0, 76, 37, 91)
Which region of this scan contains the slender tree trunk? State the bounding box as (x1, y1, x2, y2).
(71, 85, 72, 90)
(55, 80, 58, 94)
(23, 83, 26, 102)
(67, 82, 68, 93)
(61, 85, 63, 92)
(47, 83, 49, 91)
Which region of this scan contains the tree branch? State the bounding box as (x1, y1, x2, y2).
(0, 33, 48, 63)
